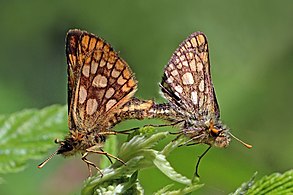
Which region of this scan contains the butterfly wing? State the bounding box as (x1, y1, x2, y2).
(160, 32, 219, 120)
(66, 29, 137, 130)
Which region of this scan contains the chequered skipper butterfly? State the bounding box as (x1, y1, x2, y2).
(118, 32, 252, 176)
(38, 29, 138, 176)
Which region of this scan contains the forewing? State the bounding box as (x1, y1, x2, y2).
(66, 29, 137, 130)
(66, 30, 83, 130)
(160, 32, 219, 120)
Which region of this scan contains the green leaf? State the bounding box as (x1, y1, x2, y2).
(231, 172, 257, 195)
(85, 172, 144, 195)
(231, 169, 293, 195)
(82, 131, 169, 194)
(0, 105, 67, 174)
(154, 182, 203, 195)
(156, 136, 192, 185)
(81, 129, 202, 194)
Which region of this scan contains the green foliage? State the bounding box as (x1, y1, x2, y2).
(82, 129, 202, 194)
(1, 0, 293, 194)
(154, 183, 203, 195)
(1, 105, 293, 194)
(232, 170, 293, 195)
(0, 105, 67, 174)
(0, 105, 202, 194)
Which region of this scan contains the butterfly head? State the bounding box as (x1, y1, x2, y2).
(55, 138, 75, 156)
(208, 119, 252, 149)
(208, 121, 230, 148)
(38, 134, 83, 169)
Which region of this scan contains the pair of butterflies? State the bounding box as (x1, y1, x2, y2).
(39, 29, 251, 177)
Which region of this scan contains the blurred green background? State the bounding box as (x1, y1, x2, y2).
(0, 0, 292, 194)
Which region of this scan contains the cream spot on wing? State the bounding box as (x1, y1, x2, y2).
(199, 80, 205, 92)
(191, 37, 198, 47)
(129, 104, 135, 111)
(180, 55, 186, 63)
(191, 91, 198, 105)
(190, 59, 196, 71)
(182, 72, 194, 85)
(117, 76, 127, 85)
(111, 69, 121, 78)
(106, 99, 117, 111)
(91, 61, 98, 74)
(93, 74, 108, 88)
(182, 61, 188, 66)
(197, 34, 205, 45)
(107, 62, 113, 69)
(100, 59, 106, 67)
(199, 96, 204, 107)
(167, 76, 174, 83)
(174, 92, 180, 98)
(82, 65, 90, 77)
(165, 71, 169, 78)
(79, 86, 87, 104)
(105, 88, 115, 99)
(121, 85, 130, 92)
(177, 63, 182, 69)
(86, 99, 98, 115)
(174, 85, 183, 93)
(169, 63, 175, 69)
(186, 52, 193, 60)
(171, 70, 178, 76)
(197, 62, 203, 72)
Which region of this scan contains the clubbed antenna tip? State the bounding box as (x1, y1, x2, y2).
(229, 132, 252, 149)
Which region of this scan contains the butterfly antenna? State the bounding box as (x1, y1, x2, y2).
(228, 132, 252, 148)
(38, 146, 60, 168)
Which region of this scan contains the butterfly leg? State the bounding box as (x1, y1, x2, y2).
(97, 131, 118, 136)
(86, 147, 126, 166)
(81, 152, 103, 177)
(170, 131, 184, 142)
(194, 145, 211, 178)
(98, 130, 133, 135)
(144, 120, 184, 129)
(100, 148, 113, 164)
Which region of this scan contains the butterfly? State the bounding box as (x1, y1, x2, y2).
(120, 32, 252, 177)
(38, 29, 138, 176)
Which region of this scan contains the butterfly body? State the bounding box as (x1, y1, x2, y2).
(115, 32, 232, 149)
(39, 29, 137, 174)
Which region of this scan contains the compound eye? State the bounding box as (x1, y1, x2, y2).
(57, 142, 73, 154)
(64, 143, 73, 151)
